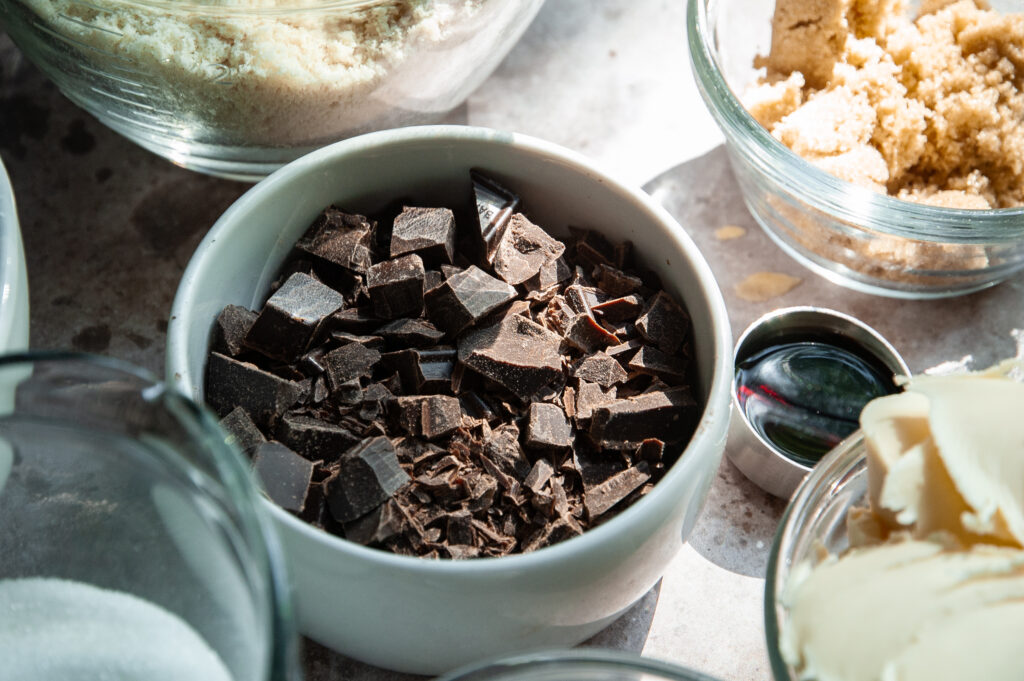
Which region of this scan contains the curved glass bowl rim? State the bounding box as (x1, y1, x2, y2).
(436, 648, 726, 681)
(686, 0, 1024, 244)
(39, 0, 471, 16)
(763, 430, 867, 681)
(0, 349, 299, 681)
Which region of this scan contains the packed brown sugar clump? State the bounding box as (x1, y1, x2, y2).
(744, 0, 1024, 208)
(205, 172, 700, 559)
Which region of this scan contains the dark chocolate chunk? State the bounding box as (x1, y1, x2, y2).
(605, 338, 643, 361)
(492, 213, 566, 286)
(627, 345, 687, 382)
(589, 387, 698, 447)
(213, 305, 257, 357)
(329, 331, 384, 349)
(325, 436, 409, 523)
(325, 306, 381, 334)
(472, 170, 520, 263)
(218, 406, 266, 457)
(297, 207, 375, 274)
(592, 295, 644, 324)
(385, 346, 456, 394)
(367, 253, 425, 319)
(458, 314, 563, 401)
(446, 510, 477, 547)
(563, 284, 606, 316)
(244, 272, 345, 362)
(564, 313, 619, 353)
(573, 380, 617, 428)
(482, 423, 531, 480)
(278, 413, 360, 464)
(572, 351, 628, 388)
(595, 265, 643, 298)
(584, 462, 651, 520)
(392, 395, 462, 440)
(571, 228, 617, 270)
(637, 438, 665, 465)
(523, 458, 554, 494)
(424, 265, 517, 336)
(205, 352, 304, 428)
(635, 291, 690, 354)
(323, 342, 381, 389)
(525, 402, 573, 450)
(390, 206, 456, 265)
(378, 318, 445, 348)
(252, 441, 315, 513)
(522, 516, 583, 552)
(343, 499, 406, 546)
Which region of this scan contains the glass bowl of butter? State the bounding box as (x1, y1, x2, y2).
(766, 361, 1024, 681)
(0, 0, 545, 180)
(687, 0, 1024, 299)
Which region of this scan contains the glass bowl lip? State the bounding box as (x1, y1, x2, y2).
(763, 430, 867, 681)
(435, 648, 726, 681)
(686, 0, 1024, 243)
(167, 123, 735, 574)
(49, 0, 418, 16)
(0, 349, 300, 681)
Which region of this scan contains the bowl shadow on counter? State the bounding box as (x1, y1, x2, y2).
(301, 583, 661, 681)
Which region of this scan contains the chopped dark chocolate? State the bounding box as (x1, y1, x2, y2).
(573, 380, 617, 428)
(323, 342, 380, 389)
(584, 462, 651, 520)
(589, 387, 698, 447)
(572, 351, 628, 388)
(366, 253, 426, 320)
(325, 436, 409, 523)
(472, 170, 520, 263)
(564, 313, 619, 353)
(213, 305, 257, 357)
(384, 346, 456, 394)
(390, 206, 456, 265)
(595, 265, 643, 298)
(627, 344, 688, 382)
(524, 458, 554, 494)
(245, 272, 345, 362)
(458, 314, 563, 401)
(378, 318, 445, 348)
(343, 499, 406, 546)
(591, 295, 644, 323)
(525, 403, 573, 450)
(219, 406, 266, 457)
(278, 413, 360, 464)
(206, 352, 304, 428)
(252, 441, 315, 513)
(297, 207, 375, 274)
(482, 423, 531, 481)
(424, 265, 517, 336)
(635, 291, 690, 354)
(325, 306, 381, 334)
(492, 213, 566, 286)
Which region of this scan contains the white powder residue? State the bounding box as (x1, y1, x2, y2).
(0, 577, 235, 681)
(23, 0, 483, 146)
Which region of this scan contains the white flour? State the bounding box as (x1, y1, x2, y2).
(0, 577, 235, 681)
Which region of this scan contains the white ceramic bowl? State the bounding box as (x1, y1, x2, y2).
(166, 126, 732, 675)
(0, 159, 30, 353)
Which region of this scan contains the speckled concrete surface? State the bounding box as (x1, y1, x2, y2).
(2, 1, 1022, 680)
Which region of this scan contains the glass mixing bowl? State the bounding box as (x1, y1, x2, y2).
(436, 649, 725, 681)
(0, 0, 545, 180)
(763, 432, 867, 681)
(687, 0, 1024, 299)
(0, 352, 299, 680)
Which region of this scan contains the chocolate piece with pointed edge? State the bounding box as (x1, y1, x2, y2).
(524, 458, 554, 494)
(472, 170, 520, 263)
(563, 284, 606, 315)
(343, 499, 406, 546)
(390, 206, 456, 265)
(329, 331, 384, 349)
(378, 318, 445, 348)
(278, 413, 360, 464)
(492, 213, 566, 286)
(458, 314, 563, 401)
(384, 346, 456, 394)
(323, 342, 380, 389)
(638, 438, 666, 465)
(206, 352, 304, 428)
(252, 441, 315, 513)
(592, 295, 644, 324)
(483, 422, 531, 480)
(589, 387, 698, 447)
(571, 228, 617, 270)
(627, 345, 687, 382)
(636, 291, 690, 354)
(367, 253, 425, 320)
(421, 395, 463, 440)
(573, 380, 617, 428)
(573, 351, 628, 388)
(595, 264, 643, 297)
(424, 266, 517, 336)
(325, 436, 409, 523)
(244, 272, 344, 362)
(526, 403, 573, 450)
(522, 516, 583, 552)
(296, 207, 375, 274)
(584, 462, 651, 519)
(564, 313, 619, 353)
(213, 305, 257, 357)
(218, 406, 266, 457)
(325, 306, 381, 334)
(606, 338, 643, 361)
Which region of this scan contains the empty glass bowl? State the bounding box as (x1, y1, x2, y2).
(0, 0, 545, 180)
(0, 352, 299, 680)
(687, 0, 1024, 298)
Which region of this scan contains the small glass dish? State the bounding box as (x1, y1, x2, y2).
(687, 0, 1024, 298)
(0, 0, 545, 180)
(436, 649, 725, 681)
(763, 431, 867, 681)
(0, 352, 299, 680)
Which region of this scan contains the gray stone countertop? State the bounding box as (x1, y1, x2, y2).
(1, 1, 1021, 680)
